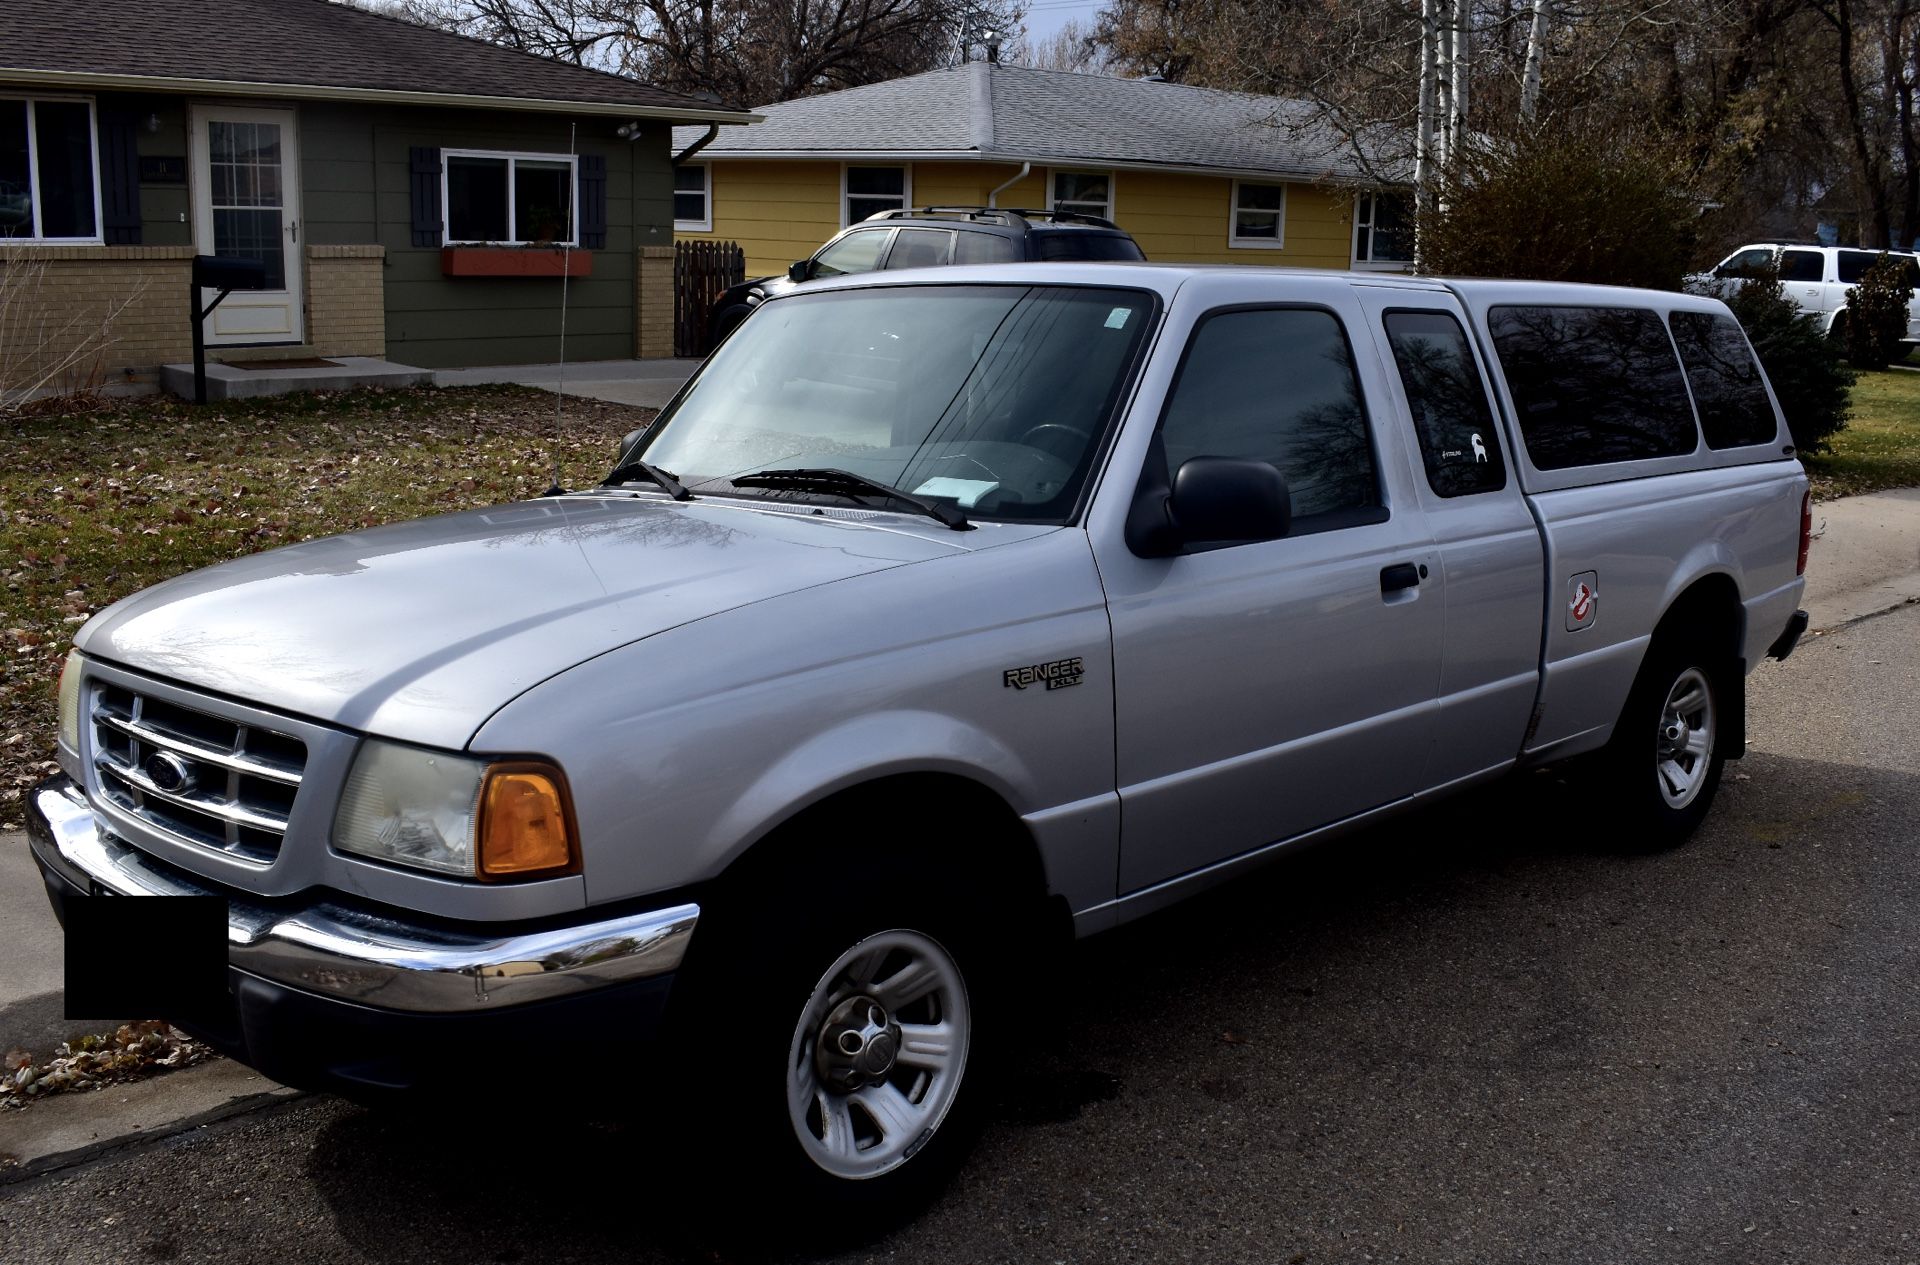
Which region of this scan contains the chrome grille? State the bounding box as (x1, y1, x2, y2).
(90, 682, 306, 863)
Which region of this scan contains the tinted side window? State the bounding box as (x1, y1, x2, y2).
(1838, 249, 1920, 286)
(1382, 310, 1506, 496)
(952, 231, 1018, 264)
(1160, 308, 1378, 523)
(1488, 306, 1699, 470)
(1669, 311, 1778, 449)
(1034, 233, 1146, 261)
(1838, 250, 1879, 284)
(1716, 248, 1774, 278)
(811, 230, 889, 277)
(1779, 249, 1825, 283)
(883, 228, 951, 270)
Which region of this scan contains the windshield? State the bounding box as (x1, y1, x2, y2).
(637, 284, 1157, 522)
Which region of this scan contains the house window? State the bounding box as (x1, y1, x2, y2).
(1353, 191, 1414, 268)
(1050, 170, 1112, 221)
(674, 164, 710, 232)
(0, 96, 101, 242)
(1229, 180, 1286, 248)
(844, 166, 908, 225)
(443, 149, 577, 245)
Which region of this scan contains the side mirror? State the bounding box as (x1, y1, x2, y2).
(618, 428, 645, 459)
(787, 259, 813, 282)
(1167, 457, 1292, 548)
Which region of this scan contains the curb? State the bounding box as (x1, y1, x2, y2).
(0, 1060, 302, 1186)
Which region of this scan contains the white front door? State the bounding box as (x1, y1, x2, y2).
(190, 106, 304, 345)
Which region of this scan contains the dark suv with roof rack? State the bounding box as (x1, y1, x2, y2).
(702, 206, 1145, 350)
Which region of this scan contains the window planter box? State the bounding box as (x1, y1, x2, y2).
(440, 246, 592, 278)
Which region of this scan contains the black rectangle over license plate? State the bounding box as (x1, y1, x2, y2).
(64, 895, 227, 1018)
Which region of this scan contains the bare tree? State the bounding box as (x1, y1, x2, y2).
(385, 0, 1024, 105)
(1014, 17, 1110, 72)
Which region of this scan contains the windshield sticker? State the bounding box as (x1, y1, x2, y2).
(1105, 308, 1132, 330)
(1003, 657, 1085, 691)
(912, 477, 1000, 508)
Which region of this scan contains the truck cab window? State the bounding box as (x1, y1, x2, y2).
(1158, 308, 1379, 525)
(1382, 309, 1506, 497)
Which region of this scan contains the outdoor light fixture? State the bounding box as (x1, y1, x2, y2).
(615, 120, 642, 139)
(145, 112, 160, 133)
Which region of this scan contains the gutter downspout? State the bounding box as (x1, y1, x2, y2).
(673, 123, 719, 166)
(988, 161, 1030, 209)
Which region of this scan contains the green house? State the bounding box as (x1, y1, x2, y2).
(0, 0, 749, 388)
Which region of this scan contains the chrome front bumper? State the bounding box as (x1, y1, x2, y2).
(28, 775, 699, 1015)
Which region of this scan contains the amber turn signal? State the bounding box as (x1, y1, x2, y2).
(477, 763, 579, 879)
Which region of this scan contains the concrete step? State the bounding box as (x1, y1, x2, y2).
(160, 357, 433, 402)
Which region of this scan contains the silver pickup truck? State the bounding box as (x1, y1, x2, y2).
(29, 265, 1809, 1213)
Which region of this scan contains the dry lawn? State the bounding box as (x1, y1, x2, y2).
(1, 385, 653, 828)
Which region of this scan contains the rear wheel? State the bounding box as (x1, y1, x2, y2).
(1600, 638, 1729, 849)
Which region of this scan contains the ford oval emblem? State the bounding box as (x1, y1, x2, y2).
(143, 751, 197, 794)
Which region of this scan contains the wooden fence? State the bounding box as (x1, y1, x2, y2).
(674, 240, 746, 357)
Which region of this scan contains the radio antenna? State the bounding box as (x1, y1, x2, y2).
(544, 120, 577, 497)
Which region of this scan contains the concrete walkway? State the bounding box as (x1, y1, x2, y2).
(1803, 487, 1920, 629)
(433, 357, 701, 410)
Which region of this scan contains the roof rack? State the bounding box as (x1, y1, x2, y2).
(866, 206, 1123, 231)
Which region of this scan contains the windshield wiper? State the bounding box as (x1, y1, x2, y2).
(602, 458, 691, 501)
(730, 467, 973, 530)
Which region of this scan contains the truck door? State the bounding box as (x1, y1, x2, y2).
(1351, 286, 1546, 786)
(1091, 289, 1443, 894)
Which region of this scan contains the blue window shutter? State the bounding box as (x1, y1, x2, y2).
(579, 154, 607, 249)
(99, 109, 142, 245)
(409, 147, 443, 247)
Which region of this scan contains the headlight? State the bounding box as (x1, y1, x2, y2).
(57, 649, 83, 754)
(333, 740, 577, 881)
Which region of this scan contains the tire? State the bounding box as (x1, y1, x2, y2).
(669, 849, 1009, 1236)
(1598, 636, 1730, 850)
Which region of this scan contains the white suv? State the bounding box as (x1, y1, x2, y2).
(1698, 242, 1920, 352)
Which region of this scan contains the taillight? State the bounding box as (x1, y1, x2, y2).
(1797, 489, 1812, 576)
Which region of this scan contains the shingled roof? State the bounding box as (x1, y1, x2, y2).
(0, 0, 751, 123)
(673, 62, 1406, 183)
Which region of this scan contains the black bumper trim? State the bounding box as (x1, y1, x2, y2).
(1768, 609, 1810, 660)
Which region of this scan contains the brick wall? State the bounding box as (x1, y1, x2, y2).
(0, 245, 196, 391)
(636, 245, 675, 359)
(306, 245, 386, 359)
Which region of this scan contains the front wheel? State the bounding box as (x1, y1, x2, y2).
(1600, 641, 1728, 849)
(784, 928, 973, 1183)
(671, 861, 1004, 1231)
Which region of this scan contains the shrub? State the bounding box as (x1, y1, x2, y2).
(1720, 264, 1854, 454)
(1843, 253, 1917, 371)
(1416, 129, 1698, 290)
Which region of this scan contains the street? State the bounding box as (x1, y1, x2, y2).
(3, 601, 1917, 1263)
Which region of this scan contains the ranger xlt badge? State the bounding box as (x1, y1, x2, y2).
(1004, 658, 1085, 691)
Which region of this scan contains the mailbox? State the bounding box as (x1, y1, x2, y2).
(186, 254, 271, 404)
(192, 254, 268, 292)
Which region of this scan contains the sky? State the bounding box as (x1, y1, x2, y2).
(1018, 0, 1105, 45)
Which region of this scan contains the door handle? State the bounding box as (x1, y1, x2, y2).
(1380, 562, 1421, 593)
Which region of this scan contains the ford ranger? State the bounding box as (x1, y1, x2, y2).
(28, 264, 1810, 1214)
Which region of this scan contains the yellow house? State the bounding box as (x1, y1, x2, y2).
(671, 63, 1413, 280)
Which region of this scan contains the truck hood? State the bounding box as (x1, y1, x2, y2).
(77, 494, 972, 749)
